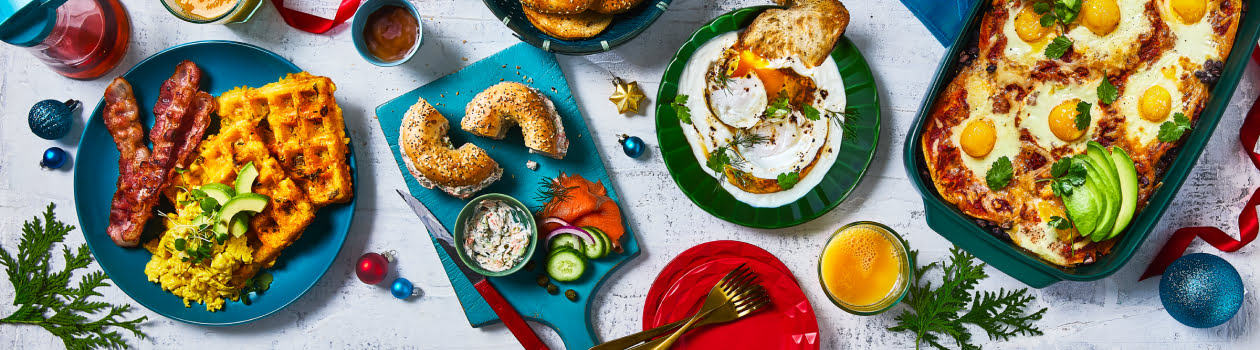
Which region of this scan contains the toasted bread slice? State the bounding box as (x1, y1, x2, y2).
(522, 6, 613, 40)
(738, 0, 850, 69)
(592, 0, 643, 14)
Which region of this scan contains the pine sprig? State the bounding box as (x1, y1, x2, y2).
(889, 247, 1046, 350)
(0, 203, 147, 350)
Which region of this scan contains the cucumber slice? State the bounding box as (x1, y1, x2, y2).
(599, 231, 612, 258)
(234, 162, 259, 194)
(219, 193, 269, 225)
(580, 227, 607, 259)
(550, 245, 577, 257)
(549, 234, 585, 255)
(547, 249, 587, 282)
(200, 183, 235, 206)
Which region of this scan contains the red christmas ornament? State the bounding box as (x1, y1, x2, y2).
(356, 251, 395, 284)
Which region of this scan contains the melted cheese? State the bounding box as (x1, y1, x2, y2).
(1002, 4, 1057, 68)
(1066, 0, 1152, 69)
(953, 74, 1020, 177)
(1119, 55, 1186, 145)
(1160, 0, 1222, 63)
(1020, 81, 1101, 153)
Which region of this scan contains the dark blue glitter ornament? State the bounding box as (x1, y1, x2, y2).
(28, 99, 79, 140)
(618, 134, 645, 158)
(391, 277, 420, 299)
(41, 147, 68, 169)
(1159, 253, 1243, 328)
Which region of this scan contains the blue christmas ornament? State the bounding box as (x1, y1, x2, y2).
(618, 134, 645, 158)
(28, 99, 79, 140)
(390, 277, 420, 299)
(1159, 253, 1244, 328)
(41, 147, 68, 169)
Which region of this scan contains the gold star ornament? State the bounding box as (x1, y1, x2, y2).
(609, 77, 645, 114)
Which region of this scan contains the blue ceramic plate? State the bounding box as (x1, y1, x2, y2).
(73, 41, 357, 325)
(482, 0, 672, 55)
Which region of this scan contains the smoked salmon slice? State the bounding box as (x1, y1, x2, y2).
(571, 199, 625, 251)
(537, 172, 626, 250)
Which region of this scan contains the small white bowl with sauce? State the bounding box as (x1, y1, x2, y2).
(351, 0, 423, 67)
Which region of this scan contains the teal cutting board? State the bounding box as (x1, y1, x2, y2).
(375, 42, 640, 349)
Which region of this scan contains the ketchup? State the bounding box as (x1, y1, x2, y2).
(363, 5, 418, 62)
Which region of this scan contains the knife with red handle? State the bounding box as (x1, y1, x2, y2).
(397, 190, 549, 350)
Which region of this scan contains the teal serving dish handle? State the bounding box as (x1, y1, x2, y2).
(452, 193, 538, 277)
(903, 2, 1260, 288)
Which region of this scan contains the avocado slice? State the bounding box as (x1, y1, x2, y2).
(1083, 144, 1122, 240)
(1062, 159, 1103, 238)
(199, 183, 235, 207)
(235, 162, 259, 194)
(1107, 147, 1139, 240)
(228, 213, 250, 238)
(219, 193, 270, 226)
(1078, 158, 1117, 241)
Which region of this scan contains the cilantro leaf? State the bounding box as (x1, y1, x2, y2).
(986, 156, 1014, 191)
(890, 247, 1047, 350)
(672, 95, 692, 124)
(765, 94, 791, 118)
(706, 146, 732, 176)
(1059, 0, 1083, 23)
(0, 204, 148, 349)
(777, 172, 800, 190)
(1040, 13, 1056, 27)
(1098, 74, 1118, 104)
(1048, 216, 1073, 229)
(1046, 157, 1088, 197)
(802, 104, 821, 121)
(1074, 101, 1092, 130)
(1157, 113, 1192, 142)
(1033, 2, 1051, 15)
(1045, 36, 1072, 59)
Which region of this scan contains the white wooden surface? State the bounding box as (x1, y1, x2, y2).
(0, 0, 1256, 349)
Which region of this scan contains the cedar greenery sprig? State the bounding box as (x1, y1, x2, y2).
(0, 203, 147, 350)
(889, 247, 1046, 350)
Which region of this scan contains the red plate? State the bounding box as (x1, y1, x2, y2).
(643, 241, 820, 349)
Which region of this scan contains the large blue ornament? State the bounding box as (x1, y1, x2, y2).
(41, 147, 68, 169)
(391, 277, 419, 299)
(618, 134, 645, 158)
(28, 99, 79, 140)
(1159, 253, 1243, 328)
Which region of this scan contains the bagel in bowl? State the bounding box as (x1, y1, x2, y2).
(462, 82, 569, 159)
(400, 97, 502, 198)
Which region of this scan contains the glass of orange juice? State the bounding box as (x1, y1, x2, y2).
(817, 221, 912, 315)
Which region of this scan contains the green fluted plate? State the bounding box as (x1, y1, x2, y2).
(655, 6, 881, 229)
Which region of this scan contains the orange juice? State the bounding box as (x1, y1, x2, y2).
(818, 222, 909, 313)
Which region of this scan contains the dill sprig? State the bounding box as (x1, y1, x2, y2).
(0, 203, 147, 350)
(706, 132, 770, 182)
(889, 247, 1046, 350)
(827, 108, 862, 141)
(534, 176, 577, 208)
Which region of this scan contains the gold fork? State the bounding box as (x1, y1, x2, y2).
(590, 265, 770, 350)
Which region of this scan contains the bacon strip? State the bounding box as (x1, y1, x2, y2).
(105, 61, 213, 247)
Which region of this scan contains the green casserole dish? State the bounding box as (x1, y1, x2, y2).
(902, 1, 1260, 288)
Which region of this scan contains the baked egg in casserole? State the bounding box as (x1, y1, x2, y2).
(921, 0, 1241, 266)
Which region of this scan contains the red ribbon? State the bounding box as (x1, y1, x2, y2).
(1138, 45, 1260, 280)
(271, 0, 361, 34)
